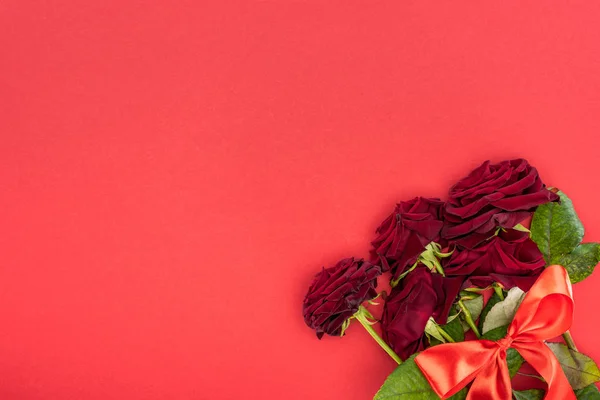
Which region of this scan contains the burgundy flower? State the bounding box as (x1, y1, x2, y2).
(371, 197, 445, 281)
(303, 257, 382, 338)
(381, 267, 463, 360)
(443, 229, 545, 291)
(442, 159, 559, 240)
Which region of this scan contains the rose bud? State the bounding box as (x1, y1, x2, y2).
(303, 257, 382, 338)
(371, 197, 445, 281)
(381, 267, 463, 360)
(443, 229, 545, 291)
(442, 159, 559, 241)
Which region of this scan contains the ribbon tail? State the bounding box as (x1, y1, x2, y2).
(466, 350, 512, 400)
(415, 341, 498, 399)
(516, 341, 576, 400)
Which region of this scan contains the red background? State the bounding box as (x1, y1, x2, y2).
(2, 2, 600, 399)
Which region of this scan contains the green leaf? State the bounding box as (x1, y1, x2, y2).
(575, 384, 600, 400)
(481, 325, 508, 340)
(481, 326, 524, 377)
(513, 389, 545, 400)
(531, 190, 584, 263)
(547, 343, 600, 390)
(506, 348, 525, 378)
(482, 287, 525, 334)
(424, 318, 446, 343)
(443, 316, 465, 342)
(374, 355, 468, 399)
(479, 291, 504, 331)
(530, 190, 600, 283)
(555, 243, 600, 284)
(425, 315, 464, 344)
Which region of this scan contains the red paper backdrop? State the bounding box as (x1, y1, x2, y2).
(2, 2, 600, 399)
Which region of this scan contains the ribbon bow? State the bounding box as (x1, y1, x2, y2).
(415, 265, 576, 400)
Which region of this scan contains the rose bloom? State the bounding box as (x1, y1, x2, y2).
(381, 267, 463, 360)
(443, 228, 545, 291)
(371, 197, 445, 281)
(442, 159, 559, 241)
(303, 257, 382, 338)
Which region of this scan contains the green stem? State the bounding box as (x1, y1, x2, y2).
(436, 325, 455, 343)
(517, 372, 545, 382)
(493, 284, 505, 301)
(355, 306, 402, 364)
(458, 300, 481, 338)
(563, 331, 578, 351)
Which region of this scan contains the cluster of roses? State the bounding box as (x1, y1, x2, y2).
(302, 159, 559, 360)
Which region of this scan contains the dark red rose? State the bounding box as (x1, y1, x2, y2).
(303, 257, 382, 338)
(371, 197, 445, 281)
(443, 229, 545, 291)
(442, 159, 559, 240)
(381, 267, 463, 360)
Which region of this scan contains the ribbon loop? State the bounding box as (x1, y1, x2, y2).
(415, 265, 576, 400)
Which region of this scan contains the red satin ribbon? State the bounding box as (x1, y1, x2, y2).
(415, 265, 576, 400)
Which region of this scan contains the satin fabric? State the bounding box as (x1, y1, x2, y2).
(414, 265, 576, 400)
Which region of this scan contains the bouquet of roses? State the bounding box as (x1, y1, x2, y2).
(302, 159, 600, 400)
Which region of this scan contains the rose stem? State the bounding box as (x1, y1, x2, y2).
(517, 372, 545, 382)
(493, 284, 505, 301)
(458, 300, 481, 338)
(436, 325, 455, 343)
(562, 331, 578, 351)
(355, 306, 402, 364)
